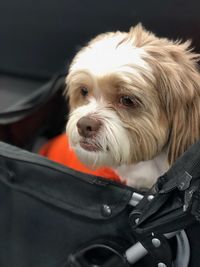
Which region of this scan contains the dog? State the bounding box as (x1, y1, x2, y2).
(65, 24, 200, 190)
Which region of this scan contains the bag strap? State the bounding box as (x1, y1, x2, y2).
(127, 141, 200, 266)
(130, 141, 200, 236)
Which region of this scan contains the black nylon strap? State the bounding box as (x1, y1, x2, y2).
(135, 233, 173, 267)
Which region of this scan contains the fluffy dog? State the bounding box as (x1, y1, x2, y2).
(65, 24, 200, 190)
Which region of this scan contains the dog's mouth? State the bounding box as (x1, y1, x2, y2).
(79, 139, 103, 152)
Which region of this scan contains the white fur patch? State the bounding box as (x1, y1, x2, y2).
(115, 152, 169, 190)
(70, 34, 150, 78)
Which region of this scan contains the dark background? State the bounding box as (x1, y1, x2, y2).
(0, 0, 200, 80)
(0, 0, 200, 148)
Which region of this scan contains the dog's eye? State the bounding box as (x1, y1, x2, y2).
(80, 87, 89, 97)
(119, 96, 138, 108)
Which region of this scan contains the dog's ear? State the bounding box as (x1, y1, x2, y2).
(148, 41, 200, 164)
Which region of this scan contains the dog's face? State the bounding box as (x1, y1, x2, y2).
(66, 24, 200, 169)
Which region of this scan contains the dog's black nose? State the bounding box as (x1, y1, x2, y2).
(77, 116, 101, 138)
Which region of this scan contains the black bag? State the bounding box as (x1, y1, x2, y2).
(0, 141, 135, 267)
(0, 73, 67, 149)
(0, 74, 66, 124)
(0, 141, 200, 267)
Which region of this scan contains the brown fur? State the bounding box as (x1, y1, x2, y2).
(129, 25, 200, 164)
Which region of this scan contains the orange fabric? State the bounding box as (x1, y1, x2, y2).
(39, 133, 121, 183)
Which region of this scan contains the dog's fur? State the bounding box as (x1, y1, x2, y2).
(65, 24, 200, 190)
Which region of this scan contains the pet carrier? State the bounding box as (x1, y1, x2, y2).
(0, 140, 200, 267)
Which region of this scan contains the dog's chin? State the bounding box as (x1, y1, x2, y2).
(79, 139, 102, 153)
(71, 142, 117, 169)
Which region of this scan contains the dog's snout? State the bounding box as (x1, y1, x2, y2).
(77, 116, 101, 138)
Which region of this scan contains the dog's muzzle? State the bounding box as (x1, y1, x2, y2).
(76, 116, 103, 152)
(77, 116, 102, 138)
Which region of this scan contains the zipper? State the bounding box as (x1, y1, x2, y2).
(0, 142, 133, 191)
